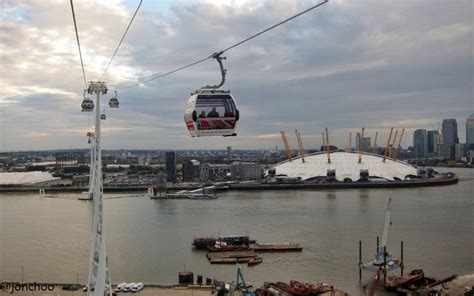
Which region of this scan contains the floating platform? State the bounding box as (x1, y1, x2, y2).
(206, 250, 260, 265)
(254, 242, 303, 252)
(206, 250, 257, 260)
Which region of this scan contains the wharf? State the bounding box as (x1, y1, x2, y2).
(0, 175, 458, 193)
(228, 176, 459, 190)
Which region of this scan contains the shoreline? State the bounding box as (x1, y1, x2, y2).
(0, 176, 459, 193)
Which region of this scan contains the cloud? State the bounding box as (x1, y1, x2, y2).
(0, 0, 471, 151)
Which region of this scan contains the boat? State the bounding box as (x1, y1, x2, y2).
(192, 235, 253, 249)
(192, 237, 216, 249)
(165, 192, 217, 199)
(247, 256, 263, 266)
(385, 269, 424, 291)
(275, 281, 333, 295)
(207, 241, 251, 252)
(254, 242, 303, 252)
(396, 274, 457, 295)
(166, 186, 218, 199)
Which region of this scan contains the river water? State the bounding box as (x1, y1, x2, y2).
(1, 168, 472, 295)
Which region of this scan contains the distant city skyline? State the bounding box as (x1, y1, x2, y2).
(1, 0, 471, 151)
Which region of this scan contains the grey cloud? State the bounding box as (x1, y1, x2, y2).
(0, 0, 472, 151)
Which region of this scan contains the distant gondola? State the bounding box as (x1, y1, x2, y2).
(109, 90, 119, 108)
(81, 90, 94, 112)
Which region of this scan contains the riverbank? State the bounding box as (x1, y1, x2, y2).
(0, 176, 459, 193)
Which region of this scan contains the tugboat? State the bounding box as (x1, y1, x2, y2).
(385, 269, 424, 291)
(207, 241, 251, 252)
(247, 256, 263, 266)
(192, 235, 253, 249)
(275, 281, 333, 295)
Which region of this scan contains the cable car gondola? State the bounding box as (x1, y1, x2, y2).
(109, 90, 119, 108)
(82, 90, 94, 112)
(184, 52, 239, 137)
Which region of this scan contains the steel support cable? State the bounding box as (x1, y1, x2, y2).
(220, 0, 328, 53)
(100, 0, 142, 80)
(118, 0, 329, 89)
(121, 56, 212, 89)
(70, 0, 88, 88)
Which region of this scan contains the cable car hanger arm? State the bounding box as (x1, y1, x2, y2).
(204, 51, 226, 89)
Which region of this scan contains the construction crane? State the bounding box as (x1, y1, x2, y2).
(360, 197, 403, 296)
(295, 129, 305, 163)
(280, 131, 293, 161)
(374, 197, 393, 265)
(236, 267, 256, 296)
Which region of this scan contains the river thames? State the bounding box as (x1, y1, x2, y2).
(1, 168, 472, 295)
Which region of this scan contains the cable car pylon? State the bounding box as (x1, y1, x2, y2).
(85, 81, 112, 296)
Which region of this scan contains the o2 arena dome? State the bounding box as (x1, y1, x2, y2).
(272, 151, 417, 182)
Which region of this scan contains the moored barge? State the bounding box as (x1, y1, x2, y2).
(254, 242, 303, 252)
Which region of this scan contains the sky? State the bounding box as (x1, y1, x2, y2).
(0, 0, 472, 151)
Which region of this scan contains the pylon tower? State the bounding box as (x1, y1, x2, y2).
(85, 81, 112, 296)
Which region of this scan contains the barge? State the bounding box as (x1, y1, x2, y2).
(254, 242, 303, 252)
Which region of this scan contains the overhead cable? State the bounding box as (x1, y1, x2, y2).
(70, 0, 88, 88)
(119, 0, 329, 89)
(100, 0, 143, 80)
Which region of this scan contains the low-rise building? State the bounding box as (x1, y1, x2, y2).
(230, 162, 262, 181)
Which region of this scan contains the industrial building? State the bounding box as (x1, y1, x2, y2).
(230, 162, 262, 181)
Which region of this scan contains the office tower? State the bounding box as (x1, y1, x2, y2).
(442, 119, 459, 145)
(165, 151, 176, 182)
(413, 129, 428, 158)
(427, 130, 440, 155)
(466, 114, 474, 144)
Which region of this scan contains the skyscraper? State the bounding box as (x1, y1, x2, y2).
(413, 129, 428, 158)
(226, 146, 232, 161)
(427, 130, 440, 155)
(466, 113, 474, 144)
(165, 151, 176, 182)
(442, 119, 459, 145)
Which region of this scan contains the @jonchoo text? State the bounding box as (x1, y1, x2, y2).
(1, 282, 55, 294)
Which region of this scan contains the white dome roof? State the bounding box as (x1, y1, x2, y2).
(273, 151, 417, 181)
(0, 172, 59, 185)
